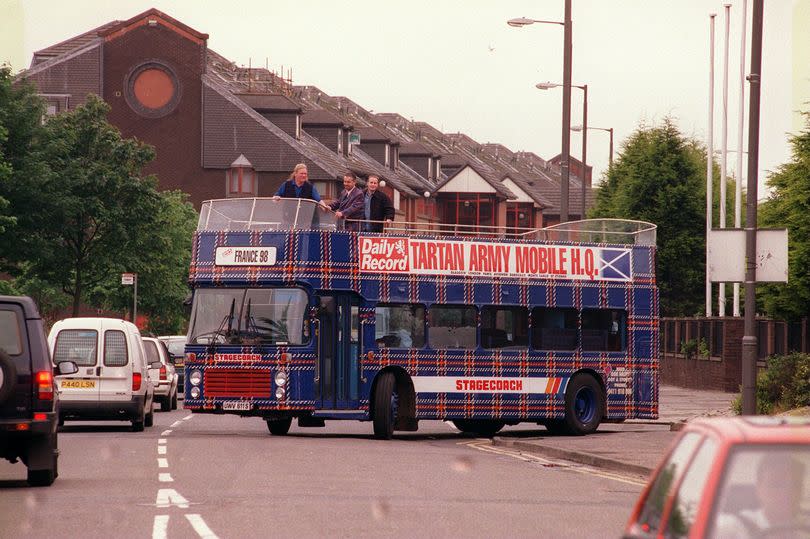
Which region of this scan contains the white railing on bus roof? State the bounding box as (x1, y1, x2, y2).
(198, 198, 656, 246)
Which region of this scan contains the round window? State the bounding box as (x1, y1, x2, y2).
(125, 62, 181, 118)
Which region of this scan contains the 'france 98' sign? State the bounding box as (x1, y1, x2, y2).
(358, 236, 632, 282)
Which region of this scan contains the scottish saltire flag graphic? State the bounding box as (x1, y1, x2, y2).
(599, 249, 632, 280)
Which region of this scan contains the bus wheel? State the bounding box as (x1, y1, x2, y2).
(452, 419, 505, 437)
(267, 417, 292, 435)
(373, 372, 398, 440)
(561, 373, 604, 435)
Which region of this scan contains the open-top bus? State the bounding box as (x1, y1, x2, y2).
(183, 197, 659, 438)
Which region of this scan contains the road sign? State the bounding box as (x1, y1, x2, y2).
(121, 273, 135, 285)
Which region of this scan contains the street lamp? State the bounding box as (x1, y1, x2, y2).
(537, 82, 587, 219)
(573, 125, 613, 167)
(508, 0, 573, 223)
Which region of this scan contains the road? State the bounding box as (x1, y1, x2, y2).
(0, 408, 645, 538)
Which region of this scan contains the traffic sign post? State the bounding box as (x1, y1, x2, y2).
(121, 273, 138, 323)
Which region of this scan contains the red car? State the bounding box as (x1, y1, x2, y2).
(624, 416, 810, 538)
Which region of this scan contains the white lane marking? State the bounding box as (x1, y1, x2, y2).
(185, 514, 220, 539)
(158, 445, 167, 455)
(152, 515, 169, 539)
(156, 488, 190, 508)
(158, 458, 168, 468)
(182, 414, 193, 421)
(461, 440, 646, 486)
(161, 429, 172, 436)
(158, 473, 174, 482)
(171, 421, 182, 427)
(158, 438, 167, 444)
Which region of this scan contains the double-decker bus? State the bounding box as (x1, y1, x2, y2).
(183, 197, 659, 438)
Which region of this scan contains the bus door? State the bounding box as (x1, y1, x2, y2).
(316, 294, 361, 409)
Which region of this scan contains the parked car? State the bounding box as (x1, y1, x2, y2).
(48, 317, 155, 431)
(143, 337, 178, 412)
(624, 416, 810, 539)
(0, 295, 77, 486)
(158, 335, 186, 388)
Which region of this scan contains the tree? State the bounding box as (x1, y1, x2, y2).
(1, 94, 161, 315)
(590, 119, 707, 316)
(89, 189, 197, 334)
(758, 114, 810, 322)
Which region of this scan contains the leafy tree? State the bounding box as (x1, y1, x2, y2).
(0, 64, 44, 237)
(590, 119, 708, 316)
(758, 114, 810, 322)
(89, 189, 197, 334)
(1, 94, 161, 315)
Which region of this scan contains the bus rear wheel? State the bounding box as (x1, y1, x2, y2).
(560, 373, 604, 436)
(373, 372, 398, 440)
(452, 419, 505, 437)
(267, 417, 292, 435)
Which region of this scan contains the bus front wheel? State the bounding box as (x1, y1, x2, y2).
(267, 417, 292, 435)
(373, 372, 398, 440)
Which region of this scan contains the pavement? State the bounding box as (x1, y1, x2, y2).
(492, 385, 737, 478)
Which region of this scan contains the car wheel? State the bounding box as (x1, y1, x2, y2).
(132, 405, 145, 432)
(145, 406, 154, 428)
(26, 436, 57, 487)
(266, 417, 292, 435)
(452, 419, 505, 437)
(0, 350, 18, 405)
(373, 372, 398, 440)
(171, 390, 178, 410)
(560, 373, 604, 436)
(160, 396, 171, 412)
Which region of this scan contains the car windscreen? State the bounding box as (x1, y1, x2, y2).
(188, 288, 310, 345)
(143, 340, 160, 364)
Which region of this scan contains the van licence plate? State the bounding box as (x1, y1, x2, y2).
(222, 401, 251, 411)
(62, 380, 95, 389)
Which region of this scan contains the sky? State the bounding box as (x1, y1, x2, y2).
(1, 0, 800, 198)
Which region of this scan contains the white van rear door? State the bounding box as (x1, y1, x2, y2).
(52, 329, 100, 402)
(98, 329, 132, 402)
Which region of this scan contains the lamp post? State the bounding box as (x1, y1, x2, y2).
(537, 82, 587, 219)
(509, 0, 572, 223)
(574, 125, 613, 167)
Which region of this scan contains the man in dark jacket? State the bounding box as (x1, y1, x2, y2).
(363, 174, 395, 232)
(330, 172, 365, 231)
(273, 163, 325, 203)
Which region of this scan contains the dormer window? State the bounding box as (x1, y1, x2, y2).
(384, 144, 390, 167)
(295, 115, 301, 139)
(337, 128, 343, 154)
(226, 154, 256, 197)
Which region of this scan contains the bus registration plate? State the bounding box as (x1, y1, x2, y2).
(222, 401, 251, 411)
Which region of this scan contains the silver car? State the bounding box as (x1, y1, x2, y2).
(143, 337, 178, 412)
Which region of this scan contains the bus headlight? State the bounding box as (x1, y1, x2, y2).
(189, 369, 202, 386)
(274, 371, 288, 387)
(275, 387, 285, 399)
(190, 387, 201, 399)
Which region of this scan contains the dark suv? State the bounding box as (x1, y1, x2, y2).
(0, 295, 76, 486)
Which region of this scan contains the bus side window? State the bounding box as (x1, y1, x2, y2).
(582, 309, 627, 352)
(429, 305, 476, 349)
(374, 303, 425, 348)
(530, 307, 577, 351)
(481, 306, 528, 349)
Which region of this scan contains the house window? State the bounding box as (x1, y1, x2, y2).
(337, 128, 343, 154)
(393, 189, 401, 211)
(506, 203, 534, 233)
(226, 162, 256, 197)
(125, 61, 181, 118)
(295, 115, 301, 139)
(428, 157, 433, 180)
(384, 144, 390, 167)
(312, 181, 329, 199)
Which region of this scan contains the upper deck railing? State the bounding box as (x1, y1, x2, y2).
(197, 198, 656, 246)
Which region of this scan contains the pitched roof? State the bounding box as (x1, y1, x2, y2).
(235, 93, 301, 112)
(98, 8, 208, 44)
(31, 20, 119, 65)
(302, 108, 347, 127)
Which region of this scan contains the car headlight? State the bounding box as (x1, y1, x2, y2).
(189, 369, 202, 386)
(274, 371, 288, 387)
(275, 387, 285, 399)
(190, 387, 201, 399)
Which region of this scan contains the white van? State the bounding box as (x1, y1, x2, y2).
(48, 317, 155, 431)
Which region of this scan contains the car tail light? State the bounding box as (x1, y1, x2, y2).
(132, 372, 142, 391)
(35, 371, 54, 401)
(33, 413, 47, 421)
(159, 365, 167, 381)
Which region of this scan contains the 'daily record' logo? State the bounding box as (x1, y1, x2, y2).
(358, 237, 410, 272)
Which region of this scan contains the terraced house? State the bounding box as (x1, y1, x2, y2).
(17, 7, 595, 230)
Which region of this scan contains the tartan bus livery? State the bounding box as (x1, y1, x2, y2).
(183, 197, 659, 438)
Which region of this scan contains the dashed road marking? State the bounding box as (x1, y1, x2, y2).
(156, 488, 190, 508)
(158, 445, 167, 455)
(152, 515, 169, 539)
(158, 473, 174, 482)
(158, 458, 168, 468)
(161, 429, 172, 436)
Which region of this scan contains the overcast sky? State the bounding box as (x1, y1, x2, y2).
(2, 0, 798, 197)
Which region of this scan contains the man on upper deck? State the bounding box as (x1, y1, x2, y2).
(273, 163, 325, 205)
(330, 172, 365, 231)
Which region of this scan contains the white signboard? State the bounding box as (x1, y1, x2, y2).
(707, 229, 788, 282)
(215, 247, 278, 266)
(121, 273, 135, 285)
